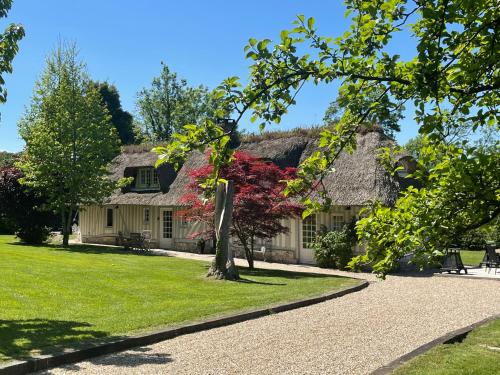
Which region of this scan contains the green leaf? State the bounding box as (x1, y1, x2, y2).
(307, 17, 315, 30)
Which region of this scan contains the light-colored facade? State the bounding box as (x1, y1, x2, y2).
(80, 128, 413, 265)
(80, 203, 362, 264)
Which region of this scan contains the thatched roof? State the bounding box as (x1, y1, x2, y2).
(105, 127, 413, 207)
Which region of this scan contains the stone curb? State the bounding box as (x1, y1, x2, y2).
(371, 313, 500, 375)
(0, 280, 368, 375)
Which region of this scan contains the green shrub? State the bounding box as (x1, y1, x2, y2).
(16, 224, 51, 244)
(459, 229, 487, 250)
(0, 167, 56, 244)
(0, 215, 16, 234)
(313, 226, 354, 269)
(482, 218, 500, 244)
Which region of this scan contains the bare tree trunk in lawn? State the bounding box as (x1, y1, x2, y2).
(61, 208, 69, 247)
(207, 181, 239, 280)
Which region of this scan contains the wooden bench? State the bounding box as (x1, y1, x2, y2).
(119, 231, 151, 252)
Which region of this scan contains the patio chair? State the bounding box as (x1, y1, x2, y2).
(482, 244, 500, 274)
(440, 246, 467, 274)
(141, 230, 152, 251)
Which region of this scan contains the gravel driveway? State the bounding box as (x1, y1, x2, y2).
(38, 271, 500, 375)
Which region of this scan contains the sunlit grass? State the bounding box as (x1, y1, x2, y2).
(0, 235, 359, 361)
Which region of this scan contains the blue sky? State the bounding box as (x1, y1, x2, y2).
(0, 0, 419, 152)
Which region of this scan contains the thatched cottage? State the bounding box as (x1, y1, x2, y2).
(79, 127, 414, 264)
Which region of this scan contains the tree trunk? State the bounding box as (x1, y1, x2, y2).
(244, 236, 254, 269)
(207, 181, 239, 280)
(243, 244, 254, 269)
(61, 208, 70, 247)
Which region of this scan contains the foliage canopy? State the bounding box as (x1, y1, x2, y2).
(137, 62, 219, 141)
(153, 0, 498, 276)
(0, 0, 24, 104)
(178, 151, 302, 268)
(18, 43, 120, 246)
(0, 167, 57, 243)
(91, 81, 136, 145)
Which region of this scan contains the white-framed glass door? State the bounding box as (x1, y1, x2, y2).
(299, 213, 317, 264)
(160, 209, 173, 248)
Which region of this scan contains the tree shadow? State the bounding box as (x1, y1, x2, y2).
(0, 319, 115, 361)
(390, 268, 439, 278)
(239, 267, 341, 280)
(201, 264, 344, 282)
(47, 347, 173, 373)
(90, 347, 173, 367)
(235, 278, 287, 286)
(0, 319, 173, 371)
(7, 241, 157, 257)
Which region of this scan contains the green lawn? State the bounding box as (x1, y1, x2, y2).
(460, 250, 485, 266)
(0, 235, 359, 362)
(393, 318, 500, 375)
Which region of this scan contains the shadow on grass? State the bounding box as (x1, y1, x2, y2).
(7, 241, 156, 257)
(201, 264, 346, 284)
(0, 319, 113, 361)
(235, 278, 287, 286)
(0, 319, 173, 369)
(239, 267, 341, 280)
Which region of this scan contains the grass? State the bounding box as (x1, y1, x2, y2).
(0, 235, 359, 362)
(460, 250, 485, 266)
(392, 318, 500, 375)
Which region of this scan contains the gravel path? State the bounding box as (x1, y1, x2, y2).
(38, 274, 500, 375)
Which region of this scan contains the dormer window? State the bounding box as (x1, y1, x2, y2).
(136, 168, 160, 190)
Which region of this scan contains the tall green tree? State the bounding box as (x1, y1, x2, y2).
(91, 81, 136, 145)
(0, 0, 24, 104)
(136, 62, 217, 141)
(154, 0, 499, 277)
(18, 43, 120, 246)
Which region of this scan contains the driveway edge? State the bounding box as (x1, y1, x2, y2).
(0, 280, 368, 375)
(371, 313, 500, 375)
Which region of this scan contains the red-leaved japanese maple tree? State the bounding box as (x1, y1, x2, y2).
(178, 151, 302, 269)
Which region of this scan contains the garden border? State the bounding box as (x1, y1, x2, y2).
(0, 279, 368, 375)
(371, 313, 500, 375)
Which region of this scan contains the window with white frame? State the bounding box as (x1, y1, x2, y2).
(302, 214, 317, 248)
(144, 208, 150, 223)
(163, 211, 173, 239)
(331, 215, 344, 231)
(136, 168, 160, 190)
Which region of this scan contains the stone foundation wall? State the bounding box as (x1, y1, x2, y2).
(81, 235, 160, 249)
(173, 240, 199, 253)
(82, 235, 118, 246)
(233, 246, 297, 264)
